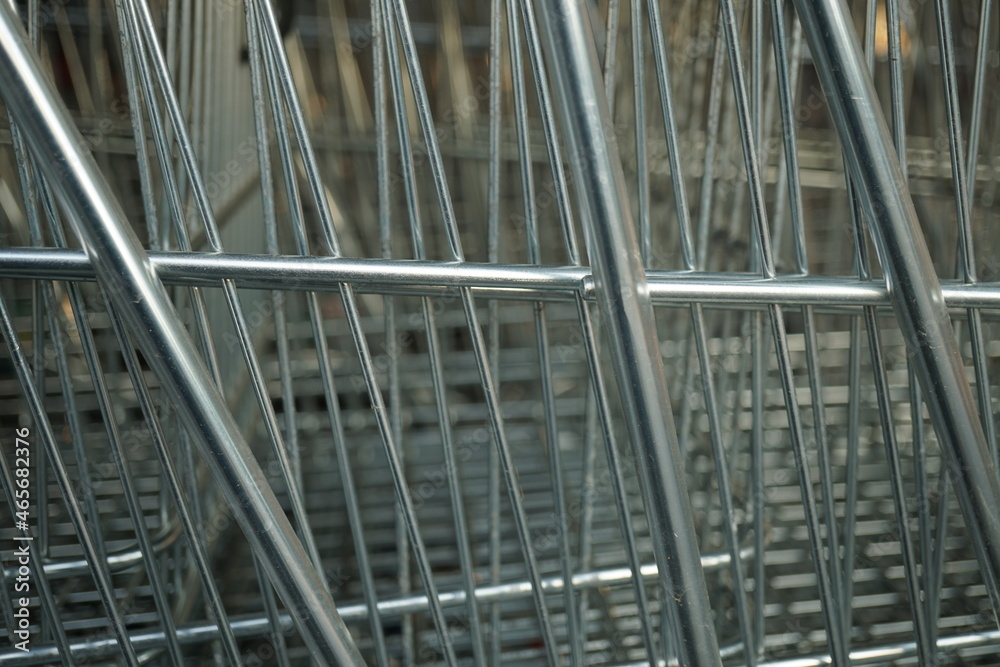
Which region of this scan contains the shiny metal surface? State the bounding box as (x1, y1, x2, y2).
(4, 246, 1000, 309)
(0, 0, 998, 664)
(535, 2, 721, 665)
(0, 3, 363, 664)
(792, 0, 1000, 617)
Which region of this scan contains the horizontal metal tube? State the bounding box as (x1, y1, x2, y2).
(3, 617, 997, 667)
(0, 546, 746, 666)
(611, 629, 1000, 667)
(2, 247, 1000, 309)
(333, 546, 752, 620)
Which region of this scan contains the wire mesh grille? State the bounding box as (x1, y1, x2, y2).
(0, 0, 999, 664)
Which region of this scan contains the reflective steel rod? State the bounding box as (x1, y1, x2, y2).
(792, 0, 1000, 615)
(0, 4, 364, 664)
(6, 613, 998, 667)
(4, 246, 1000, 309)
(534, 1, 722, 665)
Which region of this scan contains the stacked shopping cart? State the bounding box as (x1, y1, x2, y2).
(0, 0, 998, 664)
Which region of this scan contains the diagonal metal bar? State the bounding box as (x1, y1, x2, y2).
(534, 1, 722, 665)
(792, 0, 1000, 617)
(0, 4, 365, 664)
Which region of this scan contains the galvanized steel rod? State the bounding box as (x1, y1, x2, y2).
(791, 0, 1000, 615)
(0, 4, 365, 664)
(534, 1, 722, 665)
(7, 246, 1000, 310)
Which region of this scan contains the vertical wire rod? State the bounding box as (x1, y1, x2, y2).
(719, 0, 850, 659)
(517, 2, 658, 657)
(383, 6, 487, 658)
(792, 0, 1000, 617)
(646, 2, 758, 658)
(0, 295, 140, 666)
(370, 0, 413, 661)
(485, 2, 504, 660)
(508, 5, 582, 660)
(252, 2, 459, 660)
(0, 5, 365, 664)
(882, 1, 944, 654)
(535, 2, 722, 665)
(930, 0, 997, 464)
(104, 303, 245, 663)
(383, 0, 563, 660)
(965, 0, 993, 205)
(120, 0, 325, 577)
(252, 3, 392, 660)
(50, 238, 186, 665)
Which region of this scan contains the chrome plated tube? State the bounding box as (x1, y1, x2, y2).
(534, 2, 722, 665)
(612, 629, 1000, 667)
(0, 5, 364, 664)
(4, 247, 1000, 309)
(2, 619, 999, 667)
(792, 0, 1000, 615)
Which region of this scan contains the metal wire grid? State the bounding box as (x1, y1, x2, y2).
(0, 0, 998, 665)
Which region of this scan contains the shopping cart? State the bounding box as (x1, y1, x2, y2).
(0, 0, 998, 664)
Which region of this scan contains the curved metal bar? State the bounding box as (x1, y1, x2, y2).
(791, 0, 1000, 616)
(1, 519, 182, 580)
(0, 5, 364, 664)
(0, 546, 751, 666)
(533, 2, 722, 665)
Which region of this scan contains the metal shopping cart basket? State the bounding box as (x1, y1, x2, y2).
(0, 0, 998, 664)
